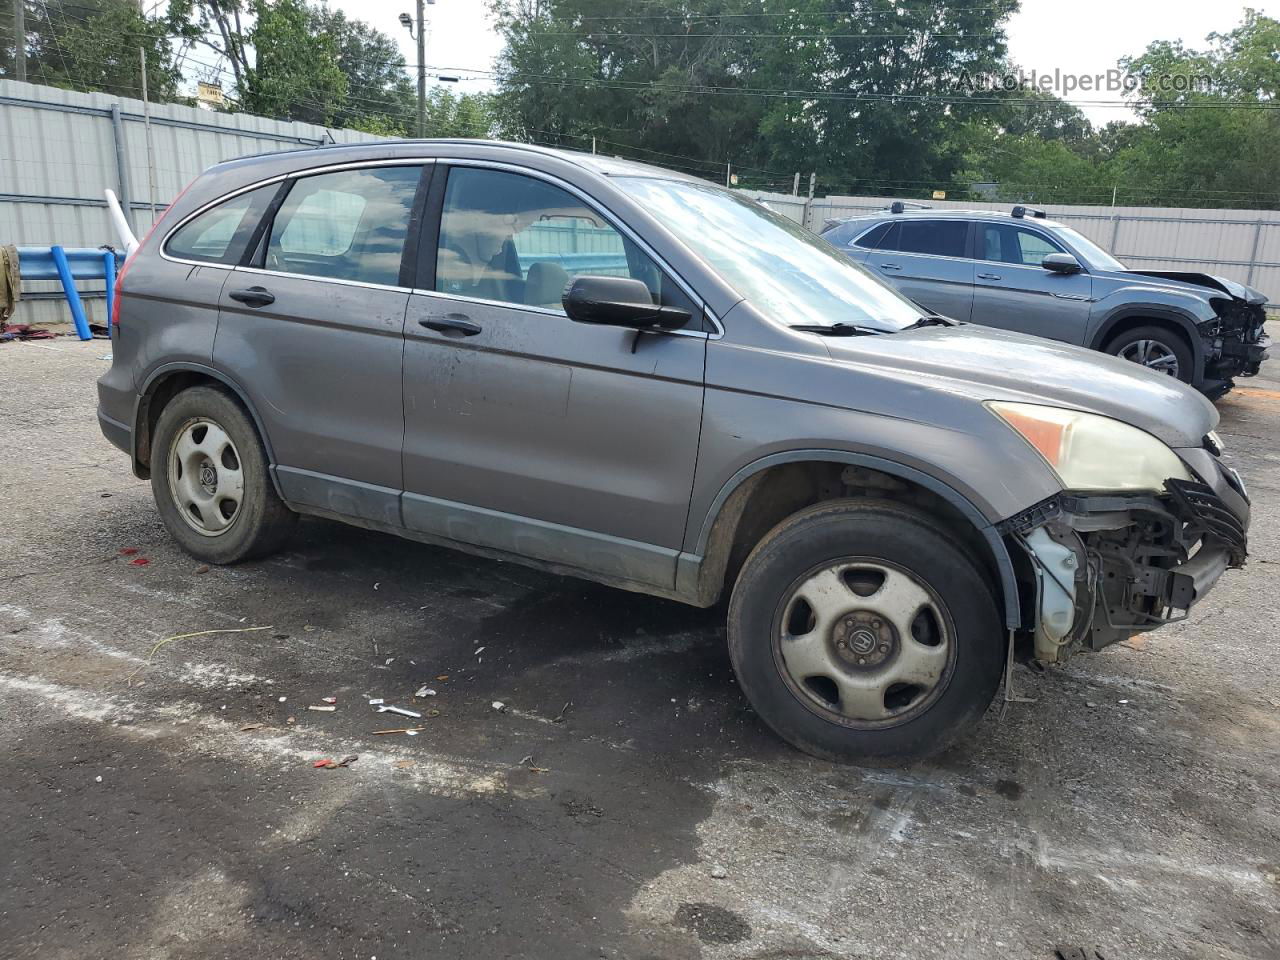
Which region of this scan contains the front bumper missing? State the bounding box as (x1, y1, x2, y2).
(1002, 472, 1248, 663)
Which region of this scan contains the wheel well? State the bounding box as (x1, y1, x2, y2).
(697, 461, 1004, 610)
(1099, 315, 1194, 357)
(134, 371, 231, 477)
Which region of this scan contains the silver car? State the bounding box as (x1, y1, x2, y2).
(97, 141, 1250, 762)
(822, 205, 1271, 399)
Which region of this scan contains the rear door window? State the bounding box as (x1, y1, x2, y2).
(894, 220, 969, 258)
(166, 184, 278, 265)
(263, 165, 423, 286)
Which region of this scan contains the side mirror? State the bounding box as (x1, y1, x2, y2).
(562, 276, 691, 331)
(1042, 253, 1083, 275)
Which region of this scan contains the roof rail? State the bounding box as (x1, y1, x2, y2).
(1011, 205, 1047, 219)
(887, 200, 932, 214)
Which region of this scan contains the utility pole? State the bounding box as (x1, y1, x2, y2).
(591, 135, 596, 155)
(725, 161, 731, 188)
(415, 0, 426, 137)
(13, 0, 26, 82)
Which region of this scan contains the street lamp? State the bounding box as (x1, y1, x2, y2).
(398, 0, 434, 137)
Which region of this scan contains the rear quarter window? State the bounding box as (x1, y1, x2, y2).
(165, 184, 278, 265)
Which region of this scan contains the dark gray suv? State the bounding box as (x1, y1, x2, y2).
(97, 140, 1251, 762)
(822, 206, 1271, 399)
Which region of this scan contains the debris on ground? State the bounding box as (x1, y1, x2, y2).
(118, 547, 139, 556)
(709, 865, 728, 879)
(321, 696, 337, 704)
(492, 701, 507, 713)
(553, 701, 572, 723)
(286, 716, 296, 724)
(193, 565, 210, 575)
(376, 704, 421, 719)
(373, 726, 426, 735)
(312, 755, 358, 770)
(239, 722, 265, 731)
(436, 674, 448, 681)
(128, 557, 150, 566)
(278, 696, 287, 702)
(414, 686, 436, 697)
(368, 698, 384, 705)
(1055, 948, 1108, 960)
(307, 704, 336, 712)
(0, 323, 55, 341)
(125, 625, 274, 684)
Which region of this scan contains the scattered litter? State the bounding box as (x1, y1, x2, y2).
(95, 775, 103, 783)
(1086, 701, 1097, 708)
(100, 493, 112, 498)
(129, 557, 150, 566)
(1119, 699, 1130, 704)
(125, 624, 274, 683)
(414, 686, 436, 698)
(474, 646, 486, 656)
(393, 759, 414, 769)
(376, 704, 422, 719)
(99, 353, 113, 361)
(1055, 948, 1108, 960)
(553, 701, 573, 723)
(709, 865, 728, 880)
(118, 547, 139, 556)
(240, 722, 265, 732)
(491, 701, 507, 713)
(519, 754, 534, 765)
(313, 755, 358, 770)
(385, 658, 395, 666)
(373, 582, 381, 590)
(368, 698, 385, 706)
(406, 729, 419, 736)
(373, 726, 426, 735)
(307, 704, 336, 712)
(286, 716, 296, 724)
(436, 674, 449, 681)
(321, 696, 337, 704)
(194, 564, 210, 575)
(278, 696, 288, 703)
(304, 624, 316, 632)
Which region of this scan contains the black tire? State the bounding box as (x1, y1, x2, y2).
(1106, 325, 1194, 384)
(727, 499, 1003, 763)
(151, 385, 295, 564)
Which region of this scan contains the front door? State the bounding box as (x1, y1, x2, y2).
(970, 222, 1094, 343)
(400, 164, 707, 589)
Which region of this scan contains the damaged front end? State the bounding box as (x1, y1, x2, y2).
(1002, 462, 1249, 663)
(1199, 295, 1271, 390)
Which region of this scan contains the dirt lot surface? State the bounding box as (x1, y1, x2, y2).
(2, 338, 1278, 960)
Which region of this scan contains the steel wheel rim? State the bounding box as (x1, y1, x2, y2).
(167, 417, 244, 537)
(771, 557, 957, 729)
(1119, 339, 1180, 378)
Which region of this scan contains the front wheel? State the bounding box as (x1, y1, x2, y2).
(151, 385, 295, 564)
(1107, 325, 1194, 384)
(727, 500, 1004, 763)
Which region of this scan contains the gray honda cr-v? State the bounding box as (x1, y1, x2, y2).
(97, 140, 1251, 762)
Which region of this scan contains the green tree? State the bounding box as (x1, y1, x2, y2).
(2, 0, 181, 100)
(239, 0, 346, 123)
(310, 5, 415, 130)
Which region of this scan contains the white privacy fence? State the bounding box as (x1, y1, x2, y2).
(742, 188, 1280, 307)
(0, 79, 383, 327)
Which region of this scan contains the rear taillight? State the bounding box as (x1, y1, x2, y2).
(111, 177, 196, 326)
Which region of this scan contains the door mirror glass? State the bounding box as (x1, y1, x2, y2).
(563, 276, 692, 330)
(1043, 253, 1083, 275)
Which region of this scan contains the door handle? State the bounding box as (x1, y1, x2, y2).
(420, 313, 482, 336)
(229, 286, 275, 307)
(877, 263, 902, 272)
(977, 272, 1002, 281)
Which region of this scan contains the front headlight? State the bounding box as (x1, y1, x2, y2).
(987, 401, 1194, 492)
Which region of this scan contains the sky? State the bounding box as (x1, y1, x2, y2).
(346, 0, 1278, 128)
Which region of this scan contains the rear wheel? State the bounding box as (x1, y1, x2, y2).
(151, 385, 295, 563)
(1107, 325, 1194, 384)
(727, 500, 1003, 763)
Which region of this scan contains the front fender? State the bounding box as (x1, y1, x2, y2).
(1087, 293, 1214, 380)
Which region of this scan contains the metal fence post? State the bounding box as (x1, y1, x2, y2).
(1246, 220, 1264, 286)
(108, 104, 133, 233)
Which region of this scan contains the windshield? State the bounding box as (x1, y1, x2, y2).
(1051, 225, 1127, 272)
(613, 177, 925, 332)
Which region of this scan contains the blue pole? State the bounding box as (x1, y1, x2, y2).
(102, 250, 117, 330)
(50, 245, 92, 341)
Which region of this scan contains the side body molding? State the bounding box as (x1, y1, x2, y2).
(678, 449, 1023, 628)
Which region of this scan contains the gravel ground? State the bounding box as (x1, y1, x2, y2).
(1, 337, 1278, 960)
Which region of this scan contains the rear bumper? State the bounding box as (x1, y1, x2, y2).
(97, 407, 132, 456)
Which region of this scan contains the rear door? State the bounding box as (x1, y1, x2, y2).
(212, 162, 428, 525)
(400, 162, 707, 589)
(864, 219, 975, 322)
(970, 222, 1093, 343)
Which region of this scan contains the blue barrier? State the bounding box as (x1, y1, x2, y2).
(16, 246, 125, 340)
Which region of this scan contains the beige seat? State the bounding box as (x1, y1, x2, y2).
(524, 260, 571, 310)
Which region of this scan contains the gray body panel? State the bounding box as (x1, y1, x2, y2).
(868, 251, 976, 323)
(971, 262, 1093, 343)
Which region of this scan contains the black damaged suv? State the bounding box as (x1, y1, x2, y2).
(823, 206, 1270, 399)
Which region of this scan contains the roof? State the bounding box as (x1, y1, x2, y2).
(836, 208, 1068, 229)
(215, 137, 699, 182)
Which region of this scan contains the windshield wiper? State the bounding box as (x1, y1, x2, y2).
(789, 322, 885, 337)
(902, 313, 957, 330)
